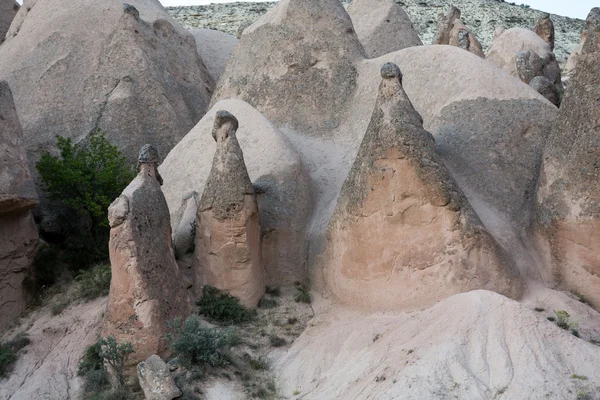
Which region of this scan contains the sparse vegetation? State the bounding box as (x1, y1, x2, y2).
(265, 286, 280, 297)
(258, 297, 278, 309)
(247, 355, 269, 371)
(534, 307, 544, 312)
(76, 263, 112, 301)
(196, 285, 255, 324)
(0, 334, 30, 378)
(572, 374, 588, 381)
(269, 333, 286, 347)
(294, 283, 311, 304)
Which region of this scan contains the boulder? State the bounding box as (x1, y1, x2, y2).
(534, 13, 555, 51)
(137, 355, 182, 400)
(212, 0, 365, 137)
(192, 111, 265, 308)
(103, 145, 191, 365)
(0, 0, 19, 45)
(535, 8, 600, 310)
(0, 81, 38, 328)
(516, 49, 544, 84)
(529, 76, 560, 106)
(0, 0, 214, 170)
(347, 0, 422, 58)
(318, 63, 521, 311)
(160, 100, 310, 286)
(190, 28, 238, 83)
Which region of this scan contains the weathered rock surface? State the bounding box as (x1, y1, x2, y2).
(529, 75, 560, 106)
(534, 13, 555, 50)
(318, 64, 521, 310)
(0, 0, 214, 171)
(212, 0, 365, 137)
(138, 355, 182, 400)
(0, 81, 38, 328)
(535, 8, 600, 310)
(347, 0, 422, 58)
(0, 0, 19, 45)
(516, 49, 544, 83)
(193, 111, 264, 307)
(565, 29, 587, 77)
(434, 5, 461, 45)
(190, 28, 238, 84)
(160, 99, 310, 287)
(276, 290, 600, 399)
(434, 6, 484, 57)
(103, 145, 191, 365)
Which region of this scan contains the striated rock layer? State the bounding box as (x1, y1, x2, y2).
(535, 8, 600, 310)
(318, 64, 522, 311)
(103, 145, 191, 365)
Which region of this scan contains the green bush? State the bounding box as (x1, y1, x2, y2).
(79, 336, 133, 392)
(294, 283, 311, 304)
(167, 315, 237, 367)
(78, 340, 105, 377)
(99, 337, 134, 387)
(0, 334, 30, 378)
(258, 297, 278, 309)
(196, 286, 255, 324)
(77, 264, 112, 301)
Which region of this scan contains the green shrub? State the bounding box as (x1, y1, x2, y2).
(77, 264, 112, 300)
(268, 334, 286, 347)
(554, 310, 578, 331)
(78, 340, 105, 377)
(248, 356, 269, 371)
(196, 286, 255, 324)
(0, 334, 30, 378)
(167, 315, 237, 368)
(265, 286, 280, 297)
(99, 336, 134, 387)
(79, 336, 133, 391)
(294, 283, 311, 304)
(258, 297, 278, 309)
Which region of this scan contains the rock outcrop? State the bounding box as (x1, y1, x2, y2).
(0, 81, 38, 328)
(0, 0, 213, 169)
(103, 145, 191, 364)
(534, 13, 555, 50)
(529, 75, 560, 106)
(565, 29, 587, 77)
(535, 8, 600, 310)
(516, 49, 544, 83)
(433, 6, 484, 57)
(160, 99, 310, 286)
(138, 355, 182, 400)
(0, 0, 19, 45)
(347, 0, 422, 58)
(190, 28, 238, 84)
(318, 63, 521, 311)
(192, 111, 264, 308)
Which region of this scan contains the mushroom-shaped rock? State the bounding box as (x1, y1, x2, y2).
(516, 50, 544, 84)
(137, 355, 181, 400)
(0, 81, 38, 327)
(535, 7, 600, 310)
(318, 63, 522, 311)
(193, 111, 265, 308)
(534, 13, 555, 51)
(348, 0, 422, 58)
(0, 0, 19, 45)
(103, 145, 191, 365)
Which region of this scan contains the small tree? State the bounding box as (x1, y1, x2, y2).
(36, 130, 134, 244)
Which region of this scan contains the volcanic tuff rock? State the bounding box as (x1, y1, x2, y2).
(319, 63, 521, 310)
(190, 28, 238, 83)
(565, 29, 587, 77)
(0, 0, 18, 45)
(160, 99, 310, 286)
(535, 7, 600, 310)
(137, 355, 182, 400)
(534, 12, 555, 50)
(103, 145, 191, 365)
(0, 81, 38, 327)
(167, 0, 585, 65)
(0, 0, 213, 170)
(193, 111, 265, 307)
(347, 0, 422, 58)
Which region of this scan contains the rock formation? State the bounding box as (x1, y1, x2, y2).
(529, 76, 560, 106)
(535, 7, 600, 310)
(434, 6, 461, 45)
(212, 0, 365, 137)
(190, 28, 238, 84)
(565, 29, 587, 77)
(516, 50, 544, 84)
(318, 63, 521, 311)
(0, 81, 38, 327)
(160, 99, 310, 286)
(0, 0, 213, 169)
(347, 0, 422, 58)
(534, 13, 555, 51)
(433, 6, 483, 57)
(137, 355, 181, 400)
(103, 145, 191, 365)
(0, 0, 19, 45)
(192, 111, 264, 308)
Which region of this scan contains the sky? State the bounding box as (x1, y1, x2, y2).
(157, 0, 595, 20)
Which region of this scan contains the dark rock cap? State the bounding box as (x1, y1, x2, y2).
(123, 3, 140, 18)
(211, 110, 239, 142)
(588, 8, 600, 28)
(381, 62, 402, 80)
(138, 144, 160, 165)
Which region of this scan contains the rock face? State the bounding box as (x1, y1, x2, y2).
(160, 99, 310, 286)
(0, 0, 214, 170)
(318, 63, 521, 311)
(137, 355, 182, 400)
(0, 81, 38, 328)
(0, 0, 19, 45)
(516, 49, 544, 83)
(193, 111, 264, 308)
(529, 75, 560, 106)
(565, 29, 587, 77)
(535, 8, 600, 310)
(190, 28, 238, 84)
(534, 13, 555, 50)
(103, 145, 191, 364)
(347, 0, 422, 58)
(212, 0, 365, 137)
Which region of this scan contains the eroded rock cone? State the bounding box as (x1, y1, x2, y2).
(0, 81, 38, 327)
(0, 0, 19, 45)
(534, 13, 555, 51)
(434, 7, 483, 58)
(193, 111, 265, 308)
(434, 6, 461, 45)
(535, 7, 600, 310)
(565, 30, 588, 78)
(348, 0, 422, 58)
(103, 144, 191, 365)
(319, 63, 522, 311)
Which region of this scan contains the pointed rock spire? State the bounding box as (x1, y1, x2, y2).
(320, 63, 522, 311)
(534, 13, 555, 51)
